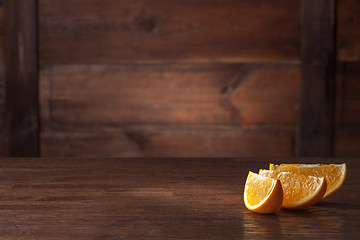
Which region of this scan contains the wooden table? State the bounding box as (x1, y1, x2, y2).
(0, 158, 358, 239)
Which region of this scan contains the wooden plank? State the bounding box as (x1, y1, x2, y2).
(0, 64, 3, 131)
(336, 62, 360, 125)
(0, 133, 8, 156)
(41, 131, 141, 158)
(337, 0, 360, 61)
(0, 7, 3, 64)
(0, 7, 3, 130)
(4, 0, 39, 156)
(298, 0, 335, 157)
(39, 63, 299, 130)
(0, 6, 3, 29)
(41, 127, 294, 158)
(38, 0, 299, 64)
(230, 65, 300, 125)
(335, 127, 360, 157)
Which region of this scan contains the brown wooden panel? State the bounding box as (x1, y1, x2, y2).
(298, 0, 335, 157)
(334, 62, 360, 157)
(41, 131, 141, 158)
(336, 62, 360, 125)
(0, 7, 3, 64)
(335, 127, 360, 157)
(337, 0, 360, 61)
(41, 127, 294, 158)
(4, 0, 39, 157)
(0, 133, 8, 156)
(230, 65, 300, 125)
(39, 0, 300, 64)
(0, 64, 3, 130)
(0, 6, 3, 27)
(0, 6, 3, 28)
(39, 64, 299, 130)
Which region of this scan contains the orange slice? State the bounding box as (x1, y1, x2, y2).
(259, 170, 327, 209)
(269, 163, 346, 199)
(244, 171, 283, 214)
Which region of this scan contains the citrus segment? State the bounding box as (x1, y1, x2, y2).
(244, 171, 283, 214)
(259, 170, 327, 209)
(269, 163, 346, 199)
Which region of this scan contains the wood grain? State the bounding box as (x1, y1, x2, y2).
(298, 0, 335, 157)
(0, 157, 358, 239)
(0, 7, 3, 64)
(335, 127, 360, 157)
(335, 62, 360, 157)
(0, 133, 8, 156)
(0, 62, 3, 131)
(4, 0, 39, 156)
(0, 6, 3, 134)
(337, 0, 360, 61)
(39, 63, 300, 130)
(41, 127, 294, 158)
(38, 0, 300, 64)
(336, 62, 360, 125)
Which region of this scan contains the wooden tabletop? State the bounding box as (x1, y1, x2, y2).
(0, 158, 358, 239)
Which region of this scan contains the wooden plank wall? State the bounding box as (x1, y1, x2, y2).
(335, 0, 360, 157)
(0, 0, 359, 157)
(38, 0, 300, 158)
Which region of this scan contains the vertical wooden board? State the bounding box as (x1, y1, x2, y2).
(0, 7, 3, 64)
(0, 6, 3, 132)
(298, 0, 335, 157)
(334, 128, 360, 157)
(0, 6, 3, 29)
(40, 64, 300, 130)
(0, 64, 3, 131)
(41, 128, 294, 158)
(4, 0, 39, 157)
(0, 20, 5, 158)
(0, 133, 7, 156)
(39, 0, 299, 64)
(0, 40, 3, 65)
(337, 0, 360, 61)
(336, 62, 360, 125)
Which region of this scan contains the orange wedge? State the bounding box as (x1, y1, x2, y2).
(269, 163, 346, 199)
(244, 171, 283, 214)
(259, 170, 327, 209)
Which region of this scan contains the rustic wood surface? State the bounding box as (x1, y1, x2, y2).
(0, 5, 3, 64)
(40, 127, 294, 158)
(299, 0, 335, 157)
(38, 0, 299, 64)
(335, 127, 360, 157)
(0, 157, 358, 239)
(39, 64, 300, 129)
(4, 0, 39, 156)
(38, 0, 360, 64)
(1, 0, 360, 159)
(337, 0, 360, 61)
(0, 4, 4, 133)
(336, 62, 360, 125)
(39, 63, 298, 158)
